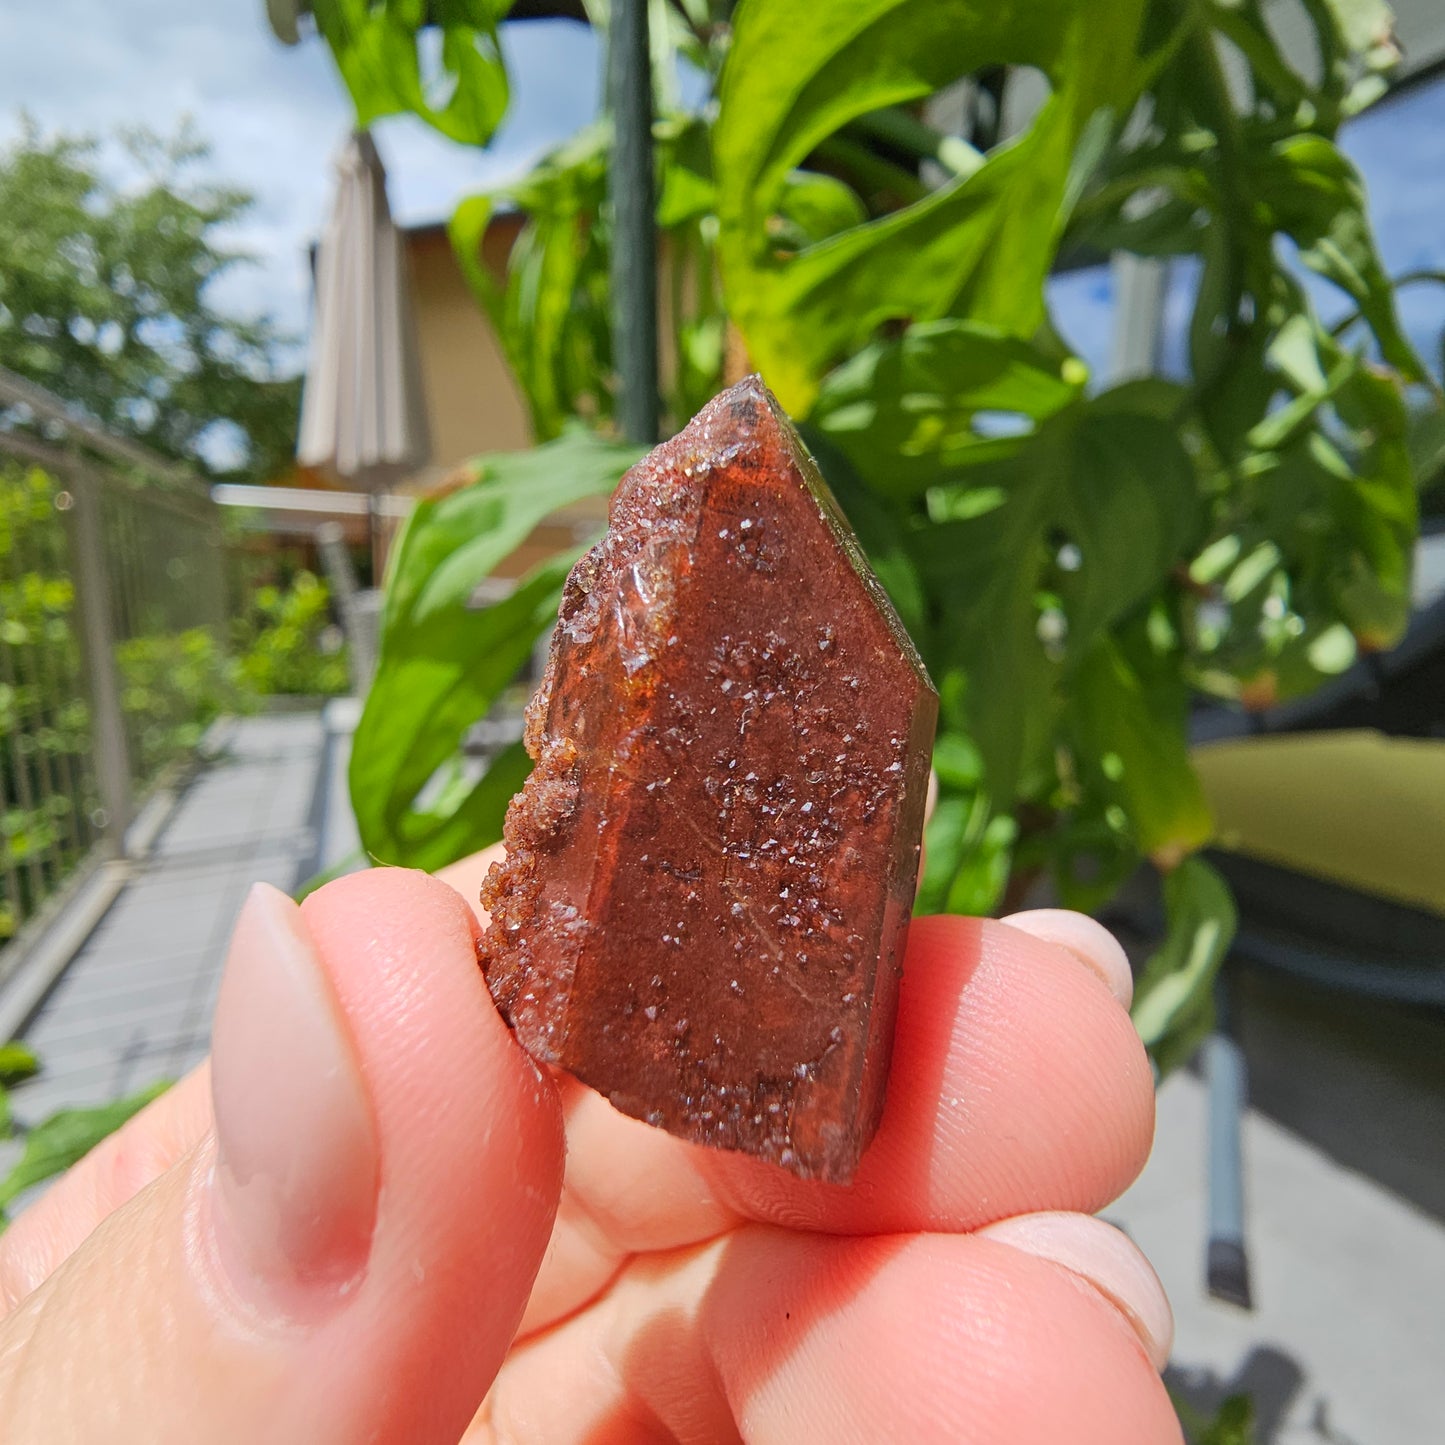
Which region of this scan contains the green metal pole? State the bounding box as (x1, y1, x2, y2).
(607, 0, 659, 445)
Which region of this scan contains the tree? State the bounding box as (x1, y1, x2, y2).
(0, 118, 301, 482)
(289, 0, 1443, 1073)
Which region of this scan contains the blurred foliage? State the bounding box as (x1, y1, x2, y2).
(0, 462, 348, 942)
(0, 1079, 170, 1228)
(307, 0, 1442, 1075)
(234, 570, 351, 698)
(310, 0, 512, 144)
(116, 629, 248, 780)
(1175, 1391, 1256, 1445)
(0, 119, 301, 483)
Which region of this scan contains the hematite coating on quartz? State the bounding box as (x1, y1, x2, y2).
(479, 377, 937, 1182)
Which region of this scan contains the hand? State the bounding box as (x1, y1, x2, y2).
(0, 853, 1178, 1443)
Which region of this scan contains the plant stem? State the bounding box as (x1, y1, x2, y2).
(846, 107, 985, 181)
(812, 135, 929, 209)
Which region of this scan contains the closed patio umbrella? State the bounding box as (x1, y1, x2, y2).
(298, 129, 431, 499)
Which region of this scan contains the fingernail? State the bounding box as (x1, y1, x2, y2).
(210, 883, 377, 1301)
(999, 909, 1134, 1008)
(979, 1212, 1173, 1370)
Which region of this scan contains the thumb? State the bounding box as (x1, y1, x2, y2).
(0, 869, 564, 1444)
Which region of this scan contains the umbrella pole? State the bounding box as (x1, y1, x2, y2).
(607, 0, 660, 446)
(369, 493, 384, 587)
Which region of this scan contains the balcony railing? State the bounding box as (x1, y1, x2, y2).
(0, 366, 232, 964)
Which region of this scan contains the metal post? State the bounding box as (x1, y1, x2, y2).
(1108, 95, 1169, 387)
(607, 0, 660, 445)
(316, 520, 379, 697)
(65, 469, 132, 853)
(1205, 969, 1253, 1308)
(1109, 251, 1169, 383)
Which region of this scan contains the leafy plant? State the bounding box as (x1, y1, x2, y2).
(302, 0, 1441, 1074)
(116, 629, 248, 779)
(306, 0, 513, 146)
(1175, 1391, 1256, 1445)
(449, 110, 726, 441)
(0, 1081, 170, 1225)
(0, 1034, 170, 1229)
(234, 570, 351, 698)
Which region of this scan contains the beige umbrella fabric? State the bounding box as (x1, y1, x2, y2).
(298, 130, 431, 491)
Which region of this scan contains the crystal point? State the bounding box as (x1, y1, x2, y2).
(480, 377, 937, 1182)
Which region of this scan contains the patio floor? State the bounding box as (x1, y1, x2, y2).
(3, 709, 348, 1128)
(1113, 977, 1445, 1444)
(0, 708, 1441, 1443)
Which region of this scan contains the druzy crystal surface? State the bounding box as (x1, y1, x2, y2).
(479, 377, 937, 1182)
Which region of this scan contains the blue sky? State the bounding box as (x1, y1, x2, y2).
(2, 2, 1442, 385)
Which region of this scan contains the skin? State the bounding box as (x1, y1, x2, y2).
(0, 847, 1181, 1444)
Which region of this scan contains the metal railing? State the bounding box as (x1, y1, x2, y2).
(0, 367, 231, 954)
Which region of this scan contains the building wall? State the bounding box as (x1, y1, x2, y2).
(403, 216, 609, 584)
(405, 219, 532, 469)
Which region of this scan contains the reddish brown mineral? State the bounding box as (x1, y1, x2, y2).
(479, 377, 937, 1182)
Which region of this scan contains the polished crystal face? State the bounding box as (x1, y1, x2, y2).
(480, 377, 937, 1182)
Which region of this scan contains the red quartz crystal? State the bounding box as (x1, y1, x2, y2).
(479, 377, 937, 1182)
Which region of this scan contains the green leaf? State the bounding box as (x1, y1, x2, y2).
(1073, 187, 1209, 258)
(1205, 2, 1313, 119)
(449, 125, 616, 441)
(0, 1084, 170, 1213)
(655, 118, 718, 226)
(898, 381, 1200, 821)
(380, 429, 639, 637)
(351, 431, 642, 871)
(355, 555, 575, 873)
(774, 170, 869, 249)
(1175, 1390, 1256, 1445)
(1132, 856, 1237, 1077)
(1252, 135, 1425, 381)
(450, 116, 726, 442)
(714, 0, 1153, 411)
(313, 0, 511, 146)
(1255, 359, 1416, 654)
(911, 478, 1054, 816)
(1052, 393, 1202, 654)
(292, 850, 368, 901)
(0, 1042, 39, 1088)
(448, 192, 498, 320)
(917, 782, 1018, 917)
(1069, 633, 1213, 870)
(810, 320, 1086, 497)
(1297, 0, 1400, 116)
(1408, 402, 1445, 493)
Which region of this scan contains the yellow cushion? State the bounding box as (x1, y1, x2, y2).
(1193, 730, 1445, 917)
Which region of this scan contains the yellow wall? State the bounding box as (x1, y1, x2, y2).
(403, 219, 609, 580)
(406, 221, 532, 467)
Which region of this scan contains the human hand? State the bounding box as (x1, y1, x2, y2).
(0, 853, 1178, 1443)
